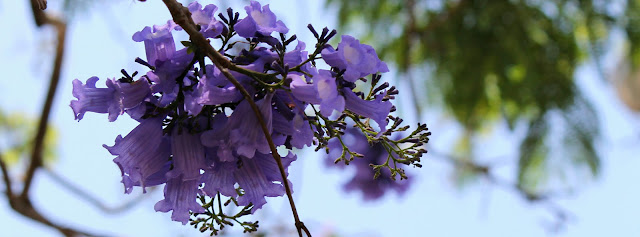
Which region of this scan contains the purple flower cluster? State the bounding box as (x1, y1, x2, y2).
(71, 0, 401, 226)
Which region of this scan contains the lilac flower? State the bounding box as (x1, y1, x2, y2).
(71, 77, 150, 122)
(116, 79, 151, 109)
(201, 114, 236, 162)
(235, 152, 297, 212)
(200, 149, 238, 197)
(183, 91, 204, 116)
(284, 41, 311, 73)
(167, 126, 208, 180)
(289, 74, 320, 104)
(228, 93, 274, 158)
(289, 70, 345, 117)
(132, 20, 177, 66)
(272, 110, 313, 149)
(103, 118, 171, 194)
(235, 47, 279, 73)
(235, 1, 288, 38)
(316, 70, 345, 117)
(185, 2, 224, 38)
(326, 128, 411, 201)
(146, 48, 195, 107)
(321, 35, 389, 82)
(70, 77, 119, 121)
(343, 89, 392, 133)
(154, 176, 205, 225)
(195, 65, 242, 106)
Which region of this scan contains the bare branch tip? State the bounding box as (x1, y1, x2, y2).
(37, 0, 47, 10)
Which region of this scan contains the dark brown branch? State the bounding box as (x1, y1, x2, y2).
(36, 0, 47, 10)
(0, 154, 13, 199)
(161, 1, 310, 236)
(22, 13, 67, 199)
(2, 152, 96, 236)
(30, 0, 48, 26)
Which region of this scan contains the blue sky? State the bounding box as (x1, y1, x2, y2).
(1, 0, 639, 236)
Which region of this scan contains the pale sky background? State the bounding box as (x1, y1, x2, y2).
(1, 0, 639, 236)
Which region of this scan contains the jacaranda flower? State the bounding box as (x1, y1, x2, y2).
(185, 2, 224, 38)
(234, 152, 297, 212)
(321, 35, 389, 82)
(132, 20, 177, 66)
(343, 89, 392, 133)
(154, 176, 205, 224)
(71, 77, 149, 122)
(103, 117, 171, 193)
(70, 77, 118, 121)
(235, 1, 288, 38)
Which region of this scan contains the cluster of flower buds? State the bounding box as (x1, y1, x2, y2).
(71, 0, 429, 234)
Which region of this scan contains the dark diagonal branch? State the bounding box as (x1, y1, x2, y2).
(2, 152, 96, 237)
(21, 10, 66, 198)
(0, 154, 13, 198)
(161, 1, 311, 236)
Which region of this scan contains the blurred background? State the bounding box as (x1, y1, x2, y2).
(1, 0, 639, 236)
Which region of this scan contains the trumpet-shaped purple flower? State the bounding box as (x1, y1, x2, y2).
(343, 89, 392, 133)
(326, 128, 411, 201)
(321, 35, 389, 82)
(284, 41, 311, 73)
(168, 126, 208, 180)
(289, 70, 344, 117)
(147, 48, 195, 106)
(117, 79, 151, 109)
(235, 1, 288, 38)
(201, 150, 238, 197)
(289, 113, 314, 148)
(273, 111, 313, 149)
(196, 65, 242, 106)
(71, 77, 119, 121)
(289, 74, 320, 104)
(132, 20, 177, 66)
(104, 118, 171, 194)
(71, 77, 150, 122)
(235, 152, 297, 212)
(316, 70, 345, 117)
(234, 47, 280, 73)
(154, 176, 205, 225)
(229, 93, 274, 158)
(185, 2, 224, 38)
(201, 114, 237, 162)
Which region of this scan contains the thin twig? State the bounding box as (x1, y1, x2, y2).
(428, 148, 574, 229)
(160, 1, 310, 236)
(43, 168, 153, 214)
(2, 152, 96, 236)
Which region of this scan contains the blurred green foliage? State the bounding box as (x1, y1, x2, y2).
(0, 110, 58, 167)
(326, 0, 636, 194)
